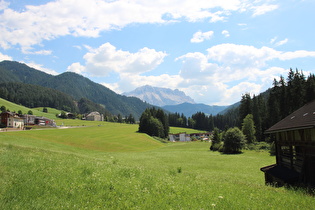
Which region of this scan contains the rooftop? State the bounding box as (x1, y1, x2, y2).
(266, 100, 315, 133)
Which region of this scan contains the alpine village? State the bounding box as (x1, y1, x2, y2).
(1, 60, 315, 208)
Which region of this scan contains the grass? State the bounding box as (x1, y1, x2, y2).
(1, 122, 315, 209)
(169, 126, 207, 134)
(0, 98, 58, 119)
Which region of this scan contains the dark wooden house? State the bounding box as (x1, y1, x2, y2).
(261, 100, 315, 188)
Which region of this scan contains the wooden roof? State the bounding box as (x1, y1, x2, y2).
(266, 100, 315, 133)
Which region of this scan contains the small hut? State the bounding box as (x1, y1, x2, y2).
(261, 100, 315, 187)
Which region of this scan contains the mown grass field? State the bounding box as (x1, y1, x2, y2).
(1, 121, 314, 209)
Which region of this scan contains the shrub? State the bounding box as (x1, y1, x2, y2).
(246, 142, 271, 151)
(223, 127, 246, 154)
(210, 142, 224, 152)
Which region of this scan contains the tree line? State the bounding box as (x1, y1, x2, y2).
(141, 69, 315, 142)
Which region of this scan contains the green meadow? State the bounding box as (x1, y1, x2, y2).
(0, 98, 58, 120)
(0, 121, 314, 209)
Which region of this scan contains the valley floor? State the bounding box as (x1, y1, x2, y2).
(0, 123, 314, 209)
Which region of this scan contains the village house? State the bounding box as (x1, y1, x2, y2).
(261, 100, 315, 188)
(0, 112, 56, 129)
(35, 116, 56, 127)
(169, 132, 212, 142)
(0, 111, 24, 129)
(21, 114, 36, 125)
(85, 111, 104, 121)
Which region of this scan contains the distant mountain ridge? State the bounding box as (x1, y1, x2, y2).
(0, 60, 153, 119)
(163, 102, 228, 117)
(123, 85, 195, 107)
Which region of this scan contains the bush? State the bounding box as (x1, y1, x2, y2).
(210, 142, 223, 152)
(223, 127, 246, 154)
(246, 142, 271, 151)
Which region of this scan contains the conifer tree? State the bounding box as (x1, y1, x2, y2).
(241, 114, 256, 144)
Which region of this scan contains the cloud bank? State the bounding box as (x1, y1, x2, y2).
(68, 42, 315, 105)
(0, 0, 278, 51)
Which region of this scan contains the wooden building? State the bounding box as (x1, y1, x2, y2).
(261, 100, 315, 188)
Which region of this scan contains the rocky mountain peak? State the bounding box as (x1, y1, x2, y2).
(123, 85, 195, 107)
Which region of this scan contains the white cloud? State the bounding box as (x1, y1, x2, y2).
(68, 42, 167, 77)
(251, 4, 279, 17)
(0, 52, 12, 61)
(222, 30, 230, 37)
(270, 37, 289, 47)
(275, 38, 289, 47)
(0, 0, 272, 50)
(0, 0, 9, 10)
(23, 61, 59, 75)
(191, 30, 214, 43)
(23, 49, 52, 55)
(279, 50, 315, 60)
(174, 43, 315, 105)
(67, 62, 86, 74)
(270, 36, 277, 44)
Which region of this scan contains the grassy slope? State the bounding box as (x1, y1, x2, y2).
(169, 126, 207, 134)
(1, 123, 315, 209)
(0, 97, 57, 119)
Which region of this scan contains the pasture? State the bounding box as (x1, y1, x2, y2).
(0, 122, 314, 209)
(0, 98, 57, 120)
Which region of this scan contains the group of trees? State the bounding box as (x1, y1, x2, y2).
(167, 69, 315, 143)
(138, 108, 169, 138)
(0, 82, 78, 112)
(139, 68, 315, 153)
(210, 114, 255, 154)
(238, 68, 315, 141)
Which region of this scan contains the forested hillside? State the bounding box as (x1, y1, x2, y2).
(0, 61, 153, 119)
(41, 72, 151, 118)
(183, 69, 315, 141)
(165, 69, 315, 142)
(0, 61, 53, 85)
(0, 82, 78, 112)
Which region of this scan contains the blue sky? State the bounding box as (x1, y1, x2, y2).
(1, 0, 315, 105)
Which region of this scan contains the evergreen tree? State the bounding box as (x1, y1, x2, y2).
(138, 108, 169, 138)
(239, 93, 252, 125)
(0, 105, 6, 113)
(305, 74, 315, 103)
(241, 114, 256, 144)
(210, 127, 222, 151)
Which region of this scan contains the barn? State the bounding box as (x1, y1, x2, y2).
(261, 100, 315, 188)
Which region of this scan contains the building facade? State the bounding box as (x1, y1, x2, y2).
(0, 112, 24, 129)
(261, 100, 315, 188)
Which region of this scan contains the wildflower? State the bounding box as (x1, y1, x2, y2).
(212, 203, 216, 207)
(218, 196, 223, 199)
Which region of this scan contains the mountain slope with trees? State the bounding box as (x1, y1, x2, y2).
(0, 60, 153, 119)
(0, 82, 78, 112)
(184, 68, 315, 142)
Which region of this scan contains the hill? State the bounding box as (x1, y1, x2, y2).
(123, 85, 195, 106)
(0, 97, 58, 119)
(163, 102, 228, 117)
(0, 82, 79, 112)
(0, 61, 153, 119)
